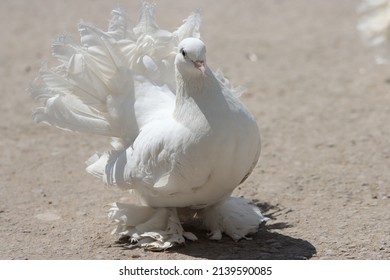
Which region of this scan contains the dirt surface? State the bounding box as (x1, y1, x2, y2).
(1, 0, 390, 260)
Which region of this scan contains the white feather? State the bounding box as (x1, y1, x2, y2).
(108, 202, 196, 250)
(202, 197, 269, 241)
(358, 0, 390, 63)
(30, 3, 265, 250)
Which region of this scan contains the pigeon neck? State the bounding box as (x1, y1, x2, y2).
(176, 72, 206, 99)
(175, 64, 220, 100)
(173, 67, 224, 127)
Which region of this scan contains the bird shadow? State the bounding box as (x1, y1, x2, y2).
(116, 202, 317, 260)
(171, 202, 316, 260)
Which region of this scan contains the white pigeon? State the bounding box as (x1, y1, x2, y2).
(30, 3, 267, 250)
(357, 0, 390, 63)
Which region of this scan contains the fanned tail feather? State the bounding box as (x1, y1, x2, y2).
(29, 4, 202, 144)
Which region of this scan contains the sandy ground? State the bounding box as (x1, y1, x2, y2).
(1, 0, 389, 260)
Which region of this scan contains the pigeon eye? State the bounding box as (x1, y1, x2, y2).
(180, 48, 187, 58)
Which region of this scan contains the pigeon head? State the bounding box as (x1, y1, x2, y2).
(176, 38, 207, 75)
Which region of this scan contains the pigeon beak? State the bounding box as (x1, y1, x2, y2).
(194, 60, 206, 74)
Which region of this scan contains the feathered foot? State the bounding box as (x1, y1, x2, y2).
(108, 202, 197, 251)
(202, 197, 269, 241)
